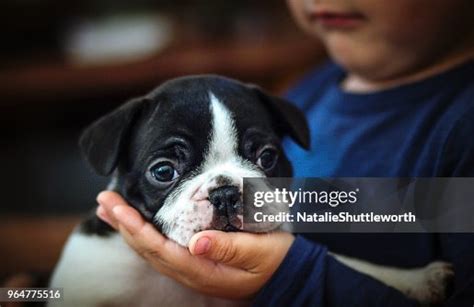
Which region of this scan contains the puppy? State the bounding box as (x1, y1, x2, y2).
(49, 75, 453, 306)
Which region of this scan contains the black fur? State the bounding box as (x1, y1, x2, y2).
(79, 211, 115, 236)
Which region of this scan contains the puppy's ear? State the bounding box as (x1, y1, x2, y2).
(79, 97, 150, 176)
(251, 86, 310, 149)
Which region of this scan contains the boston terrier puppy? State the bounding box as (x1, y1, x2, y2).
(49, 75, 453, 306)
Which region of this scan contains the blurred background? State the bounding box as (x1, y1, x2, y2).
(0, 0, 326, 281)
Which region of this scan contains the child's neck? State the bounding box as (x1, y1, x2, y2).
(342, 50, 473, 93)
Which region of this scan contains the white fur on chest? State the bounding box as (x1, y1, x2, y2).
(49, 231, 237, 307)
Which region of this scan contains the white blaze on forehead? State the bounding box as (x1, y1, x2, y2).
(204, 92, 238, 167)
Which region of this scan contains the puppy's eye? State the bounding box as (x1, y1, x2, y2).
(257, 147, 278, 171)
(150, 162, 179, 182)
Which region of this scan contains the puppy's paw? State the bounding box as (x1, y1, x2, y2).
(407, 261, 454, 305)
(425, 262, 454, 303)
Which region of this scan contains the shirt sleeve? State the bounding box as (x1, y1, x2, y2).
(252, 235, 418, 307)
(435, 105, 474, 305)
(438, 233, 474, 306)
(438, 105, 474, 176)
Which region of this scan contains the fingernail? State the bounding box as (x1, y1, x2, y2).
(96, 206, 113, 225)
(96, 191, 107, 204)
(194, 237, 211, 255)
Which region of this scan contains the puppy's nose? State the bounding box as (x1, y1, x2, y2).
(208, 185, 241, 216)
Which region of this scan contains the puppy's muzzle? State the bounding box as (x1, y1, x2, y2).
(209, 185, 243, 231)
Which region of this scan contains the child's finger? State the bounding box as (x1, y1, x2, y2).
(96, 191, 126, 228)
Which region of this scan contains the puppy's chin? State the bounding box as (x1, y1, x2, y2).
(156, 203, 286, 247)
(155, 200, 244, 247)
(156, 200, 215, 247)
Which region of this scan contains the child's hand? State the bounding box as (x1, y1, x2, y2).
(96, 191, 294, 299)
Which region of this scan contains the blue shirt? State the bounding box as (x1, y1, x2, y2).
(253, 61, 474, 306)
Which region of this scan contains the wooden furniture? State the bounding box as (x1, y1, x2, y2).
(0, 216, 81, 277)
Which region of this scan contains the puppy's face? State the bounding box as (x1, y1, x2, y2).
(80, 76, 309, 246)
